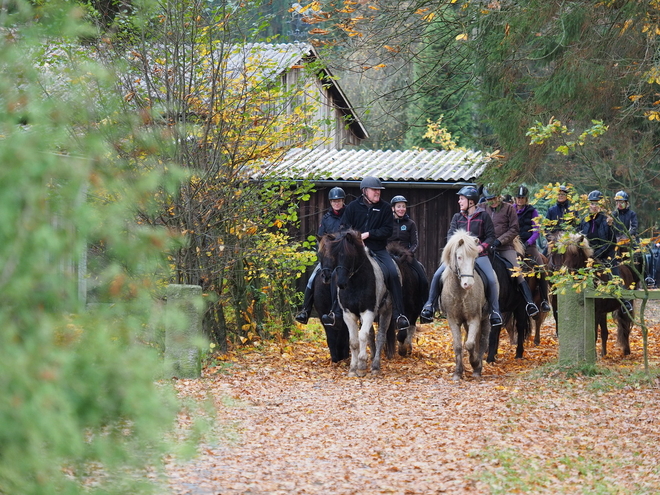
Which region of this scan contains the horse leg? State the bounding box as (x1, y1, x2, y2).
(616, 310, 632, 356)
(515, 311, 527, 359)
(324, 325, 341, 363)
(465, 319, 483, 378)
(356, 313, 375, 377)
(597, 311, 608, 357)
(371, 310, 391, 375)
(398, 323, 415, 357)
(450, 322, 465, 380)
(346, 314, 361, 377)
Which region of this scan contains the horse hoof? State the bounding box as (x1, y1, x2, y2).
(370, 369, 381, 376)
(472, 372, 482, 379)
(452, 374, 462, 381)
(348, 370, 358, 377)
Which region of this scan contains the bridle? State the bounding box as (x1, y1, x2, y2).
(453, 252, 475, 280)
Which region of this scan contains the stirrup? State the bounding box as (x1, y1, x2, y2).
(622, 300, 633, 313)
(540, 300, 552, 313)
(490, 311, 503, 326)
(321, 312, 336, 327)
(420, 304, 434, 323)
(396, 314, 410, 330)
(295, 310, 309, 324)
(526, 302, 539, 318)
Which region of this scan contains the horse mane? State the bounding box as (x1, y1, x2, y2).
(327, 229, 365, 261)
(512, 236, 525, 256)
(557, 232, 594, 258)
(387, 243, 414, 264)
(442, 229, 480, 265)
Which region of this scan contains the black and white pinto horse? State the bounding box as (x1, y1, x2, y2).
(440, 230, 490, 379)
(318, 229, 427, 376)
(486, 244, 532, 363)
(318, 229, 394, 377)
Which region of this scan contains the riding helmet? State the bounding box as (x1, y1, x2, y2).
(614, 190, 629, 202)
(516, 185, 529, 198)
(457, 186, 479, 203)
(482, 185, 498, 200)
(558, 185, 569, 194)
(360, 176, 385, 190)
(588, 190, 604, 202)
(390, 195, 407, 205)
(328, 187, 346, 200)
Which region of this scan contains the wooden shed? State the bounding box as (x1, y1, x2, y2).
(270, 147, 489, 275)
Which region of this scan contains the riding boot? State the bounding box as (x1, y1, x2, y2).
(321, 298, 341, 328)
(486, 280, 502, 327)
(294, 285, 314, 324)
(539, 277, 551, 313)
(519, 279, 540, 317)
(421, 266, 444, 322)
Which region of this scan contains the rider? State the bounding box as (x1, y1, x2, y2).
(611, 190, 639, 245)
(294, 187, 346, 324)
(483, 186, 540, 318)
(420, 186, 503, 327)
(545, 185, 576, 243)
(387, 195, 418, 254)
(579, 190, 633, 313)
(514, 185, 552, 313)
(322, 176, 410, 337)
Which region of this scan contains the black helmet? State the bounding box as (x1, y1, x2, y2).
(588, 190, 603, 202)
(457, 186, 479, 203)
(390, 195, 407, 204)
(328, 187, 345, 200)
(482, 186, 498, 200)
(360, 176, 385, 190)
(614, 190, 629, 201)
(516, 185, 529, 198)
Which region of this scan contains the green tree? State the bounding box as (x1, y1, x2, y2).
(0, 1, 191, 493)
(101, 0, 325, 350)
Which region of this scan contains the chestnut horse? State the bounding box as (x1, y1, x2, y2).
(547, 233, 635, 356)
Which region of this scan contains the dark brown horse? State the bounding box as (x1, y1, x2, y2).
(547, 233, 635, 356)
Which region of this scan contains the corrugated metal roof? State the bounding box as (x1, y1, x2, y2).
(268, 148, 488, 182)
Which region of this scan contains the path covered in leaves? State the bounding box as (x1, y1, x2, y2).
(167, 311, 660, 494)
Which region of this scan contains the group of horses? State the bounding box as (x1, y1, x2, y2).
(311, 229, 638, 380)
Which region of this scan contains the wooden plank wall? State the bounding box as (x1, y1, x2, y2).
(297, 184, 463, 278)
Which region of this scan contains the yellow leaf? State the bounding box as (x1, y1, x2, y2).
(455, 33, 468, 41)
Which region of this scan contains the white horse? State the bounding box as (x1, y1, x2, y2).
(441, 230, 490, 380)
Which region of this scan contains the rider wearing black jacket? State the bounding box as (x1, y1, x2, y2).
(322, 176, 410, 336)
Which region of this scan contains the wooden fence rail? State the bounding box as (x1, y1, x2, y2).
(558, 288, 660, 365)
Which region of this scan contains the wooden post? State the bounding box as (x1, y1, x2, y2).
(165, 284, 203, 379)
(557, 291, 596, 365)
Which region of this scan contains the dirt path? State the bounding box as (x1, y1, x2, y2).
(166, 308, 660, 494)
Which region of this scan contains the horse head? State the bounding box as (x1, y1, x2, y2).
(332, 229, 367, 289)
(443, 230, 480, 290)
(318, 233, 338, 284)
(547, 232, 593, 271)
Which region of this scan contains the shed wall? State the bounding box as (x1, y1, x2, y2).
(298, 185, 463, 277)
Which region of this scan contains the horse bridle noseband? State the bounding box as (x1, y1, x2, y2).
(453, 253, 475, 279)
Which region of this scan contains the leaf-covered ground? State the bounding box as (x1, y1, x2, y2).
(166, 306, 660, 495)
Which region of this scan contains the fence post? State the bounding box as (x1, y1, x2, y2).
(165, 284, 203, 379)
(557, 291, 596, 365)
